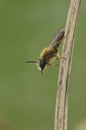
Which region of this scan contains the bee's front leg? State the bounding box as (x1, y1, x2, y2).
(47, 63, 58, 67)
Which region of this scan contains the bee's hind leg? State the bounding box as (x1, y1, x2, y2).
(55, 53, 66, 60)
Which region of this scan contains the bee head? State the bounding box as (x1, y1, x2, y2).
(25, 59, 47, 73)
(37, 59, 47, 73)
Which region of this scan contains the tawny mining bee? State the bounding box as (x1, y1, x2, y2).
(26, 28, 65, 73)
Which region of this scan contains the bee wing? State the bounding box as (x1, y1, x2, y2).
(49, 28, 65, 49)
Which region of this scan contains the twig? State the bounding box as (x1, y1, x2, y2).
(54, 0, 81, 130)
(0, 116, 16, 130)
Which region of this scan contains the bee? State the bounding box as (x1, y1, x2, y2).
(26, 28, 65, 73)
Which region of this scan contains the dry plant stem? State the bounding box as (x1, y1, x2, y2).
(54, 0, 81, 130)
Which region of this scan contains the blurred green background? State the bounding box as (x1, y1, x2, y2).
(0, 0, 86, 130)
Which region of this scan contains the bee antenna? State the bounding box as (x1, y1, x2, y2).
(25, 60, 38, 64)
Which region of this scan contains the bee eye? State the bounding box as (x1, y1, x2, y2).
(40, 59, 46, 66)
(39, 59, 46, 72)
(40, 60, 44, 66)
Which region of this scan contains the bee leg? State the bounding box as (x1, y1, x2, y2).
(47, 63, 58, 67)
(55, 53, 66, 60)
